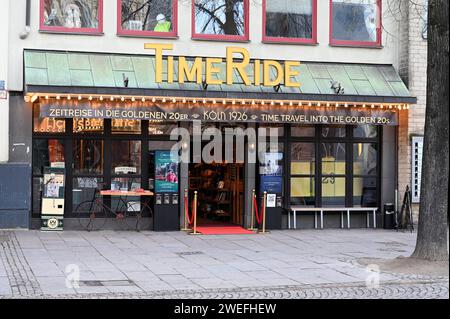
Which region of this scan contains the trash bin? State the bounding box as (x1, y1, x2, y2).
(383, 203, 395, 229)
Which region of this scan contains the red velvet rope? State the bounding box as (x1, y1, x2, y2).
(253, 195, 262, 224)
(184, 196, 194, 225)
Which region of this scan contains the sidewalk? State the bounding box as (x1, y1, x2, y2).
(0, 229, 448, 299)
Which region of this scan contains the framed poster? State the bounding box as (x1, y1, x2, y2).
(154, 150, 179, 193)
(260, 152, 283, 194)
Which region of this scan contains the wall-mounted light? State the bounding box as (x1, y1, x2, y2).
(99, 96, 103, 101)
(142, 97, 146, 102)
(78, 95, 82, 100)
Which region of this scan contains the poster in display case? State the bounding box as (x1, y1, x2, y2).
(155, 150, 179, 193)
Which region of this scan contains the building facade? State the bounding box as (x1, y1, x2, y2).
(1, 0, 421, 231)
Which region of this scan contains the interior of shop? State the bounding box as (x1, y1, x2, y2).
(189, 162, 244, 227)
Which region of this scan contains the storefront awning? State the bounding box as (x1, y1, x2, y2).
(24, 50, 416, 104)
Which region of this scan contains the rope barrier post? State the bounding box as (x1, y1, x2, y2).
(190, 191, 200, 235)
(181, 188, 190, 231)
(247, 189, 256, 231)
(259, 191, 269, 234)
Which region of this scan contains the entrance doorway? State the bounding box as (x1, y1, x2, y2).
(189, 162, 244, 226)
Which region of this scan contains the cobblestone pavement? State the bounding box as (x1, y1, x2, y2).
(0, 229, 448, 299)
(0, 231, 42, 296)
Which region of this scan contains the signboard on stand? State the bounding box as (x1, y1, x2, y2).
(41, 167, 65, 231)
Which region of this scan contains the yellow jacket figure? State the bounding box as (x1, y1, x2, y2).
(154, 14, 171, 32)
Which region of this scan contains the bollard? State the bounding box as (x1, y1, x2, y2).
(247, 189, 257, 231)
(259, 191, 269, 234)
(181, 189, 191, 231)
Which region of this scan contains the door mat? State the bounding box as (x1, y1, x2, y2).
(195, 225, 255, 235)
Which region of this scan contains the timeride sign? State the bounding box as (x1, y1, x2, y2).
(144, 44, 301, 87)
(40, 100, 398, 126)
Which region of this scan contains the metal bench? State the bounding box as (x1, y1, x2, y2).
(288, 206, 378, 230)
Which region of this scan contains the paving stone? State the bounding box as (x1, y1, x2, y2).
(0, 229, 448, 299)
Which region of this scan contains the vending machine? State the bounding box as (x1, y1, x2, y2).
(153, 150, 180, 231)
(41, 166, 65, 231)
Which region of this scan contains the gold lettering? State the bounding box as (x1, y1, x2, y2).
(263, 60, 283, 86)
(206, 58, 223, 85)
(178, 57, 203, 84)
(144, 43, 174, 83)
(226, 47, 251, 85)
(284, 61, 301, 87)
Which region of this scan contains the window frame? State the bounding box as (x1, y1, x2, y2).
(116, 0, 178, 38)
(329, 0, 382, 48)
(39, 0, 104, 34)
(262, 0, 317, 45)
(191, 0, 250, 42)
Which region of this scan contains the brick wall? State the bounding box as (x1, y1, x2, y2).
(397, 1, 428, 219)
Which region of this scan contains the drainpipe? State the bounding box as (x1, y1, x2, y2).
(19, 0, 31, 39)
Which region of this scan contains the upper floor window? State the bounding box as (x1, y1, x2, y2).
(118, 0, 178, 37)
(330, 0, 382, 47)
(263, 0, 317, 44)
(40, 0, 103, 34)
(192, 0, 249, 41)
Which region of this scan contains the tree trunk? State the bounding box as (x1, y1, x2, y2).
(411, 0, 449, 261)
(223, 0, 238, 35)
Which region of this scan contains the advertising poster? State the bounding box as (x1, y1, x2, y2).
(155, 150, 179, 193)
(43, 167, 65, 198)
(260, 152, 283, 194)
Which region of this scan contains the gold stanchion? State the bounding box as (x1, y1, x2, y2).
(247, 189, 257, 231)
(190, 191, 200, 235)
(181, 189, 191, 231)
(259, 191, 270, 234)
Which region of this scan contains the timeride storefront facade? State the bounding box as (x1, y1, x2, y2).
(22, 46, 415, 231)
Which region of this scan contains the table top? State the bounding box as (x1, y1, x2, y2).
(290, 206, 378, 211)
(100, 190, 154, 197)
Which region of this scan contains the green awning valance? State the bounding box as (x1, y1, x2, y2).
(24, 50, 415, 103)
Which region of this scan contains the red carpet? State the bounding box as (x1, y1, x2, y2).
(195, 224, 255, 235)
